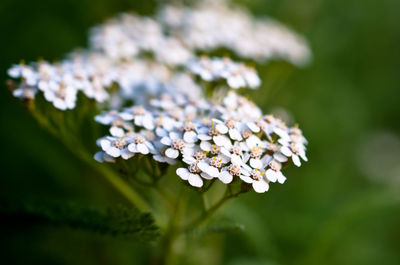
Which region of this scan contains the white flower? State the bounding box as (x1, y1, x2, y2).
(265, 160, 286, 184)
(99, 136, 132, 159)
(280, 142, 308, 167)
(127, 134, 156, 155)
(43, 79, 78, 110)
(12, 83, 37, 100)
(8, 64, 37, 86)
(161, 132, 194, 159)
(239, 169, 270, 193)
(127, 106, 155, 130)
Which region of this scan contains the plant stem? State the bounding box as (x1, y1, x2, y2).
(184, 188, 244, 232)
(30, 106, 151, 212)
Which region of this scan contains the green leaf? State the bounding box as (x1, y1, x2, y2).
(0, 199, 160, 242)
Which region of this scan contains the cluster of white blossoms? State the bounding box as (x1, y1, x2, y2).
(188, 57, 261, 89)
(158, 0, 311, 65)
(7, 0, 309, 193)
(94, 90, 308, 193)
(7, 0, 310, 110)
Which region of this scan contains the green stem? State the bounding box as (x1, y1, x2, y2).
(155, 187, 188, 265)
(184, 188, 242, 232)
(29, 105, 151, 212)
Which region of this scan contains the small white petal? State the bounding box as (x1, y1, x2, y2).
(250, 158, 263, 169)
(216, 124, 228, 134)
(246, 135, 261, 149)
(143, 117, 155, 130)
(213, 135, 231, 148)
(198, 134, 212, 141)
(176, 168, 190, 180)
(252, 180, 269, 193)
(106, 147, 121, 158)
(247, 122, 260, 133)
(156, 127, 168, 137)
(183, 131, 198, 143)
(188, 174, 203, 187)
(218, 171, 233, 184)
(280, 146, 292, 157)
(265, 169, 278, 182)
(94, 151, 104, 163)
(239, 175, 253, 183)
(276, 171, 287, 184)
(200, 172, 214, 180)
(274, 153, 289, 163)
(274, 128, 290, 141)
(119, 112, 134, 120)
(229, 129, 242, 141)
(137, 143, 149, 155)
(110, 127, 124, 137)
(292, 155, 301, 167)
(200, 141, 212, 151)
(100, 139, 111, 151)
(121, 148, 134, 159)
(160, 137, 172, 146)
(165, 148, 179, 159)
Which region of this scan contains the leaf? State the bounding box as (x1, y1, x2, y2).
(0, 199, 160, 242)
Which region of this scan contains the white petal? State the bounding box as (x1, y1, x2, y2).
(176, 168, 190, 180)
(200, 172, 214, 180)
(165, 148, 179, 159)
(143, 117, 155, 130)
(240, 175, 253, 183)
(200, 141, 212, 151)
(292, 155, 301, 167)
(265, 169, 278, 182)
(246, 135, 261, 149)
(274, 127, 290, 141)
(119, 112, 134, 120)
(247, 122, 260, 133)
(188, 174, 203, 187)
(280, 146, 292, 157)
(137, 143, 149, 155)
(110, 127, 124, 137)
(183, 131, 198, 143)
(121, 148, 134, 159)
(274, 153, 289, 163)
(100, 139, 111, 151)
(216, 124, 228, 134)
(276, 171, 286, 184)
(169, 132, 179, 140)
(230, 154, 243, 165)
(229, 129, 242, 141)
(94, 151, 104, 163)
(213, 135, 231, 148)
(128, 143, 137, 153)
(198, 134, 212, 141)
(300, 152, 308, 162)
(218, 171, 233, 184)
(250, 158, 263, 169)
(252, 180, 269, 193)
(160, 136, 172, 146)
(106, 147, 121, 158)
(156, 127, 168, 137)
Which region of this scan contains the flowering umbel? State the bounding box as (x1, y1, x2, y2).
(7, 0, 309, 194)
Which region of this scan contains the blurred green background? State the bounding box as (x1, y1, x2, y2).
(1, 0, 400, 264)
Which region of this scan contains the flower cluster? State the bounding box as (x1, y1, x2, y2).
(6, 0, 309, 194)
(158, 0, 311, 65)
(7, 0, 310, 110)
(95, 90, 308, 193)
(188, 57, 261, 89)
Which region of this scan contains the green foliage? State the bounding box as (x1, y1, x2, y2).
(0, 199, 160, 242)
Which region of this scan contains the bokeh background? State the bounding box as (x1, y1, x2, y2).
(1, 0, 399, 264)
